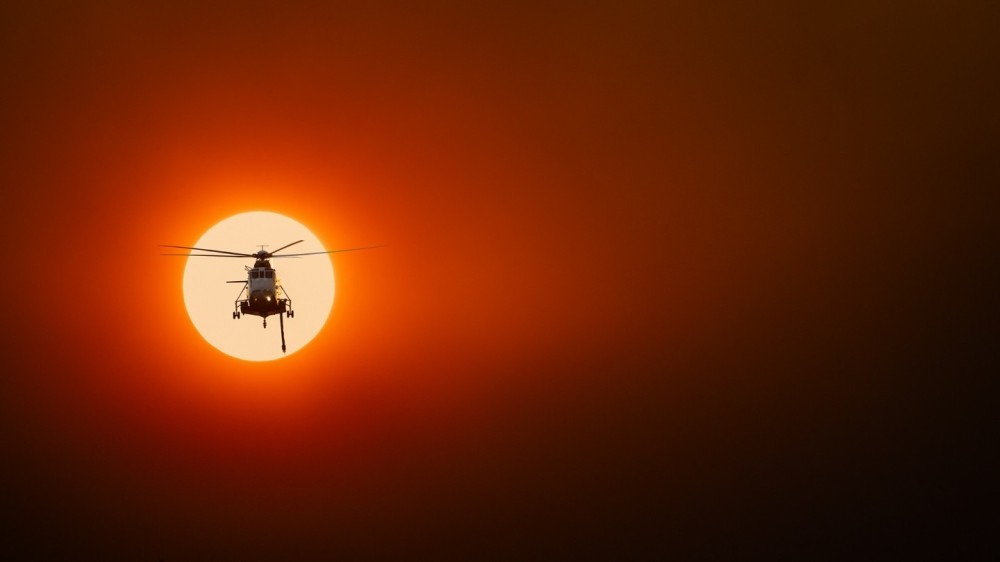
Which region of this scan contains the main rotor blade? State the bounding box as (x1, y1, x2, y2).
(160, 253, 252, 257)
(269, 240, 304, 255)
(159, 244, 254, 257)
(271, 245, 387, 257)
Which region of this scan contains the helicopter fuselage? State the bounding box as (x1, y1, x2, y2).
(237, 259, 288, 319)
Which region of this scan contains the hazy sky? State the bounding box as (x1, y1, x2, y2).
(1, 1, 995, 558)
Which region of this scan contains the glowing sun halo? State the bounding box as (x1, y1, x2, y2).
(182, 211, 334, 361)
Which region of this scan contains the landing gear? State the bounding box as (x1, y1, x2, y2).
(286, 309, 294, 318)
(232, 311, 240, 319)
(263, 318, 267, 329)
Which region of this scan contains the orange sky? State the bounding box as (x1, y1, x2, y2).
(1, 2, 995, 558)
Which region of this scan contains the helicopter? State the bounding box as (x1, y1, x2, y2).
(160, 240, 380, 353)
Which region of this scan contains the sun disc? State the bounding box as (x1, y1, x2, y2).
(182, 211, 334, 361)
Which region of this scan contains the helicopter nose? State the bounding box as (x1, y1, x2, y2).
(249, 289, 275, 305)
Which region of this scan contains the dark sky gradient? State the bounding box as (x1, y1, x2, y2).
(1, 2, 996, 559)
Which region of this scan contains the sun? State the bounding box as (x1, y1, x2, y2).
(182, 211, 335, 361)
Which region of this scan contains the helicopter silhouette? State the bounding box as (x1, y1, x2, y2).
(161, 240, 380, 353)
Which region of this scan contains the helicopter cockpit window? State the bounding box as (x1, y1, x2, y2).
(252, 271, 259, 279)
(265, 271, 273, 278)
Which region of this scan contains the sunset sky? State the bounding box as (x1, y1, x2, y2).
(1, 2, 995, 558)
